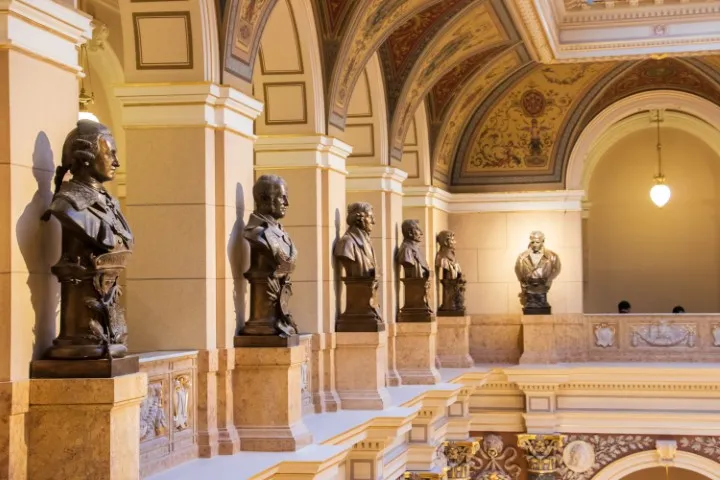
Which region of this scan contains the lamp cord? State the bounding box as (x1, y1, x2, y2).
(656, 109, 663, 177)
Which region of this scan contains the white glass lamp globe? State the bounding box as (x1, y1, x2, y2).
(78, 110, 100, 123)
(650, 182, 671, 208)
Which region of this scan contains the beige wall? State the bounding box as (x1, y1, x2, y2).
(622, 467, 708, 480)
(448, 210, 583, 315)
(586, 127, 720, 314)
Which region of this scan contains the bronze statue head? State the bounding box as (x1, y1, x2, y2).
(54, 120, 119, 192)
(253, 174, 289, 220)
(401, 219, 423, 243)
(347, 202, 374, 233)
(436, 230, 455, 249)
(528, 231, 545, 253)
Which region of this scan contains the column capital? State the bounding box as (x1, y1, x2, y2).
(346, 166, 409, 194)
(517, 434, 566, 477)
(0, 0, 93, 73)
(403, 186, 452, 211)
(254, 135, 352, 174)
(114, 83, 263, 137)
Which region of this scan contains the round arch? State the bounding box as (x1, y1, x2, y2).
(566, 90, 720, 191)
(592, 451, 720, 480)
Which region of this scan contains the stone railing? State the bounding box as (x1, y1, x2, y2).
(138, 350, 199, 477)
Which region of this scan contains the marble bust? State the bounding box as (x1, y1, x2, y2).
(240, 174, 299, 340)
(40, 120, 133, 363)
(333, 202, 383, 331)
(435, 230, 465, 315)
(514, 231, 561, 314)
(396, 219, 430, 279)
(334, 202, 377, 278)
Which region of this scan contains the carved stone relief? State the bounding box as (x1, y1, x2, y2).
(173, 375, 191, 431)
(679, 437, 720, 462)
(556, 435, 654, 480)
(712, 324, 720, 346)
(140, 380, 168, 441)
(630, 320, 696, 348)
(470, 434, 522, 479)
(562, 440, 595, 473)
(301, 342, 312, 408)
(593, 324, 616, 348)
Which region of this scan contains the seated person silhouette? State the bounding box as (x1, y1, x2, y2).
(618, 300, 631, 314)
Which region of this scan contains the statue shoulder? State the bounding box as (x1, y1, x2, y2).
(54, 181, 98, 211)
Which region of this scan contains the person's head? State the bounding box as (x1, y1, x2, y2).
(55, 120, 118, 191)
(401, 219, 423, 243)
(672, 305, 685, 314)
(618, 300, 631, 314)
(436, 230, 456, 250)
(528, 231, 545, 253)
(253, 175, 289, 219)
(347, 202, 374, 233)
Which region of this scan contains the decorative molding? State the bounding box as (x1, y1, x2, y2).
(0, 0, 93, 73)
(346, 166, 409, 194)
(114, 83, 263, 136)
(470, 434, 522, 479)
(132, 11, 193, 70)
(403, 187, 584, 213)
(254, 135, 352, 174)
(556, 435, 655, 480)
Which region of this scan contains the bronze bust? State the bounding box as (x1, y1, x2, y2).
(514, 231, 562, 314)
(435, 230, 466, 316)
(34, 120, 134, 375)
(237, 175, 299, 345)
(333, 202, 383, 331)
(396, 219, 433, 322)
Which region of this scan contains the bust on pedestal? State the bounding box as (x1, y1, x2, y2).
(396, 219, 433, 323)
(235, 174, 299, 347)
(435, 230, 466, 316)
(31, 120, 137, 378)
(514, 231, 561, 315)
(333, 202, 383, 332)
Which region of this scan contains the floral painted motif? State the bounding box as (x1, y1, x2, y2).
(556, 435, 654, 480)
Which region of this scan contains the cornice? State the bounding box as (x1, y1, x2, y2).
(346, 166, 409, 194)
(403, 187, 585, 213)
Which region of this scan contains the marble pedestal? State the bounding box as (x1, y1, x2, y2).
(436, 315, 473, 368)
(27, 373, 147, 480)
(519, 315, 559, 364)
(234, 343, 313, 451)
(335, 331, 391, 410)
(395, 322, 441, 385)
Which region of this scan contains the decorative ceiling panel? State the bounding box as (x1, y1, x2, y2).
(224, 0, 279, 81)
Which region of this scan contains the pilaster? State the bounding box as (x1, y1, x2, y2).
(254, 135, 351, 413)
(115, 83, 263, 457)
(517, 434, 566, 480)
(346, 166, 408, 386)
(0, 2, 91, 478)
(406, 387, 462, 471)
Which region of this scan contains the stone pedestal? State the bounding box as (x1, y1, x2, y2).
(436, 316, 473, 368)
(395, 322, 440, 385)
(520, 315, 559, 364)
(27, 373, 147, 480)
(399, 278, 434, 323)
(234, 344, 312, 451)
(335, 332, 391, 410)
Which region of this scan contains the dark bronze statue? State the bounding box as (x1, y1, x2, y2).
(333, 202, 383, 332)
(236, 174, 299, 347)
(396, 219, 433, 322)
(435, 230, 466, 316)
(31, 120, 136, 378)
(515, 231, 562, 314)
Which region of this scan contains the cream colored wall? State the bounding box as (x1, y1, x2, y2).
(586, 127, 720, 314)
(448, 210, 583, 315)
(621, 467, 708, 480)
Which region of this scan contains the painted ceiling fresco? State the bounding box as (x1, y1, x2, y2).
(224, 0, 278, 81)
(450, 56, 720, 190)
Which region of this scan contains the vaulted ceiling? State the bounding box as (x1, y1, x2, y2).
(222, 0, 720, 191)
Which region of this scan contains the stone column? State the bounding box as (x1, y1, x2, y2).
(254, 135, 351, 413)
(444, 440, 480, 480)
(517, 434, 566, 480)
(114, 84, 262, 457)
(346, 166, 407, 387)
(27, 374, 146, 480)
(0, 1, 91, 478)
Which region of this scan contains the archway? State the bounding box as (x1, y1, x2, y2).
(591, 451, 720, 480)
(621, 467, 709, 480)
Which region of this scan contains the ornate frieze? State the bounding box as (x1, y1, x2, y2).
(470, 434, 522, 479)
(173, 375, 191, 431)
(630, 320, 696, 348)
(444, 440, 480, 479)
(556, 435, 655, 479)
(140, 380, 168, 441)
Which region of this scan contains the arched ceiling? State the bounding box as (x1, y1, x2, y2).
(218, 0, 720, 192)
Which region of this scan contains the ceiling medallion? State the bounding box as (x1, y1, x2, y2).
(520, 89, 546, 117)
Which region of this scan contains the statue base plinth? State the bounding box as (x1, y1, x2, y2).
(399, 278, 433, 322)
(395, 321, 440, 385)
(436, 315, 473, 368)
(337, 276, 384, 332)
(234, 334, 300, 348)
(437, 309, 466, 317)
(523, 306, 551, 315)
(234, 343, 312, 451)
(335, 331, 391, 410)
(30, 356, 139, 379)
(27, 373, 146, 480)
(336, 316, 385, 332)
(398, 308, 434, 323)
